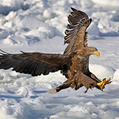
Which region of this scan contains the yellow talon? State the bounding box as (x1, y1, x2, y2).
(97, 78, 111, 90)
(97, 79, 106, 89)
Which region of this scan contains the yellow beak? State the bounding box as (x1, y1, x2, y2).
(93, 51, 100, 56)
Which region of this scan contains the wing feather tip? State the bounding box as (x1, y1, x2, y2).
(71, 7, 77, 12)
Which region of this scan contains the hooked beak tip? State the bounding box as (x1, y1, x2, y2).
(93, 51, 100, 56)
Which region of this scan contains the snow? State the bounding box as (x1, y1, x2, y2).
(91, 0, 119, 8)
(89, 64, 114, 79)
(0, 0, 119, 119)
(0, 0, 29, 15)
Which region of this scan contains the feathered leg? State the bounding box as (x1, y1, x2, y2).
(49, 73, 83, 94)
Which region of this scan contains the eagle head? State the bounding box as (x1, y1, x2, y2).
(75, 47, 100, 57)
(87, 47, 100, 56)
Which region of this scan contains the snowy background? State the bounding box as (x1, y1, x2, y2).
(0, 0, 119, 119)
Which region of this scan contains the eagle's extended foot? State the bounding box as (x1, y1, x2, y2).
(48, 88, 57, 94)
(48, 80, 72, 94)
(97, 78, 111, 90)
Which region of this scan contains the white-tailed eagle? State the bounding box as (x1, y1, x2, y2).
(0, 8, 111, 93)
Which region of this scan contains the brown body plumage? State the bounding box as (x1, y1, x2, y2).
(0, 8, 111, 93)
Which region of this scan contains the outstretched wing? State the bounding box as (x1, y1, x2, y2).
(64, 8, 92, 55)
(0, 50, 70, 76)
